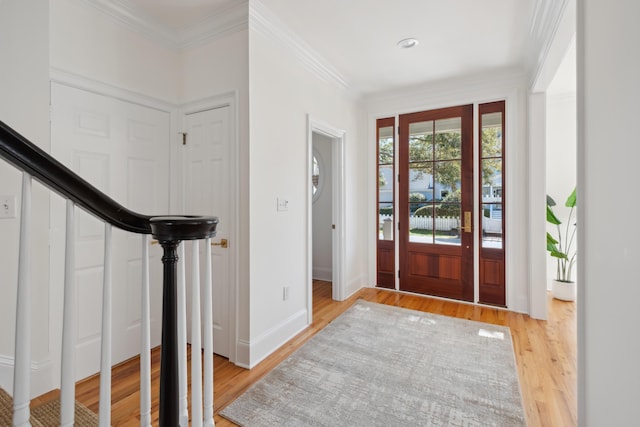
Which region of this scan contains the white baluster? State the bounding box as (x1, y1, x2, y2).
(191, 240, 203, 427)
(177, 242, 189, 426)
(140, 235, 152, 427)
(13, 173, 32, 427)
(98, 224, 112, 427)
(203, 237, 215, 427)
(60, 200, 76, 427)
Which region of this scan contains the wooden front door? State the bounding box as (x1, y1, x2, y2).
(398, 105, 474, 301)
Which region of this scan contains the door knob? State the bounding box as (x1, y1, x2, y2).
(211, 238, 228, 248)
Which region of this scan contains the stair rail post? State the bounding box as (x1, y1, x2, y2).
(13, 173, 32, 427)
(158, 239, 180, 427)
(150, 216, 218, 427)
(140, 235, 153, 427)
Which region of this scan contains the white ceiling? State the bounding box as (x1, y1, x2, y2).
(123, 0, 561, 95)
(259, 0, 537, 94)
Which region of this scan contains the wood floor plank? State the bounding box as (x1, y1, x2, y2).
(37, 281, 575, 426)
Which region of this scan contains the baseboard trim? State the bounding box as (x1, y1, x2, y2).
(312, 266, 332, 282)
(234, 340, 251, 369)
(248, 309, 308, 368)
(0, 355, 55, 399)
(344, 275, 365, 301)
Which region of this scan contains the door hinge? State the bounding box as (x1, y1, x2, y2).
(397, 222, 400, 230)
(397, 174, 400, 183)
(398, 270, 400, 278)
(180, 132, 187, 145)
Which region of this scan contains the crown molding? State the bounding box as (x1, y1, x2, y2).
(79, 0, 248, 51)
(248, 0, 358, 99)
(364, 66, 528, 115)
(526, 0, 570, 89)
(178, 2, 249, 49)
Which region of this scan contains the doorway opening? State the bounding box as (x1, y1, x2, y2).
(307, 116, 345, 325)
(312, 133, 333, 288)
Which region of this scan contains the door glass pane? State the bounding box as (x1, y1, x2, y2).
(480, 108, 504, 250)
(481, 159, 502, 202)
(435, 202, 461, 246)
(379, 203, 393, 240)
(409, 121, 434, 162)
(481, 112, 502, 158)
(482, 203, 503, 248)
(378, 126, 394, 164)
(378, 165, 393, 202)
(378, 163, 393, 241)
(409, 163, 433, 202)
(435, 117, 462, 160)
(409, 203, 433, 244)
(408, 161, 433, 245)
(434, 160, 461, 201)
(378, 123, 394, 242)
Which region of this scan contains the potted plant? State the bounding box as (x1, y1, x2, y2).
(546, 188, 577, 301)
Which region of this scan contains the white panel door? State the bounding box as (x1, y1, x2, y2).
(50, 83, 169, 380)
(184, 107, 231, 358)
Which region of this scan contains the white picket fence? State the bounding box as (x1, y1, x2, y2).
(379, 214, 502, 234)
(380, 214, 459, 231)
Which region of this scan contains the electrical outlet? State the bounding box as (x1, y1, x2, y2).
(0, 195, 16, 219)
(283, 286, 289, 301)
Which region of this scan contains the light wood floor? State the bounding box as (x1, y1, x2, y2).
(34, 281, 576, 426)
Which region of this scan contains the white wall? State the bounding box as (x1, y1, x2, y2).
(312, 133, 333, 281)
(50, 0, 180, 102)
(529, 0, 576, 320)
(545, 92, 576, 285)
(545, 37, 577, 287)
(0, 0, 51, 396)
(247, 28, 367, 366)
(578, 1, 640, 424)
(365, 70, 531, 313)
(180, 29, 249, 104)
(180, 28, 251, 365)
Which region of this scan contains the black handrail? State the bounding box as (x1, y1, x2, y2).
(1, 119, 218, 426)
(1, 119, 152, 234)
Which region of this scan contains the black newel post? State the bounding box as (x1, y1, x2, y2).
(159, 240, 180, 427)
(150, 216, 218, 427)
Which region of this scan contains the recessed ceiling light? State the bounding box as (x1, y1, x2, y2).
(397, 38, 419, 49)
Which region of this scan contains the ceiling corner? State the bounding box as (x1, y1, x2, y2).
(79, 0, 249, 51)
(248, 0, 358, 98)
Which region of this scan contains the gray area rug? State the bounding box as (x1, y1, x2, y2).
(221, 300, 526, 426)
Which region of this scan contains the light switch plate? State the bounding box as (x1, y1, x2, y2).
(277, 198, 289, 212)
(0, 195, 17, 219)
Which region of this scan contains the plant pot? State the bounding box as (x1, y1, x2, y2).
(551, 279, 576, 301)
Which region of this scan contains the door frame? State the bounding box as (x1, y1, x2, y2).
(306, 115, 345, 324)
(397, 104, 475, 301)
(179, 91, 239, 364)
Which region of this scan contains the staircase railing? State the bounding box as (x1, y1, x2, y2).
(1, 120, 218, 426)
